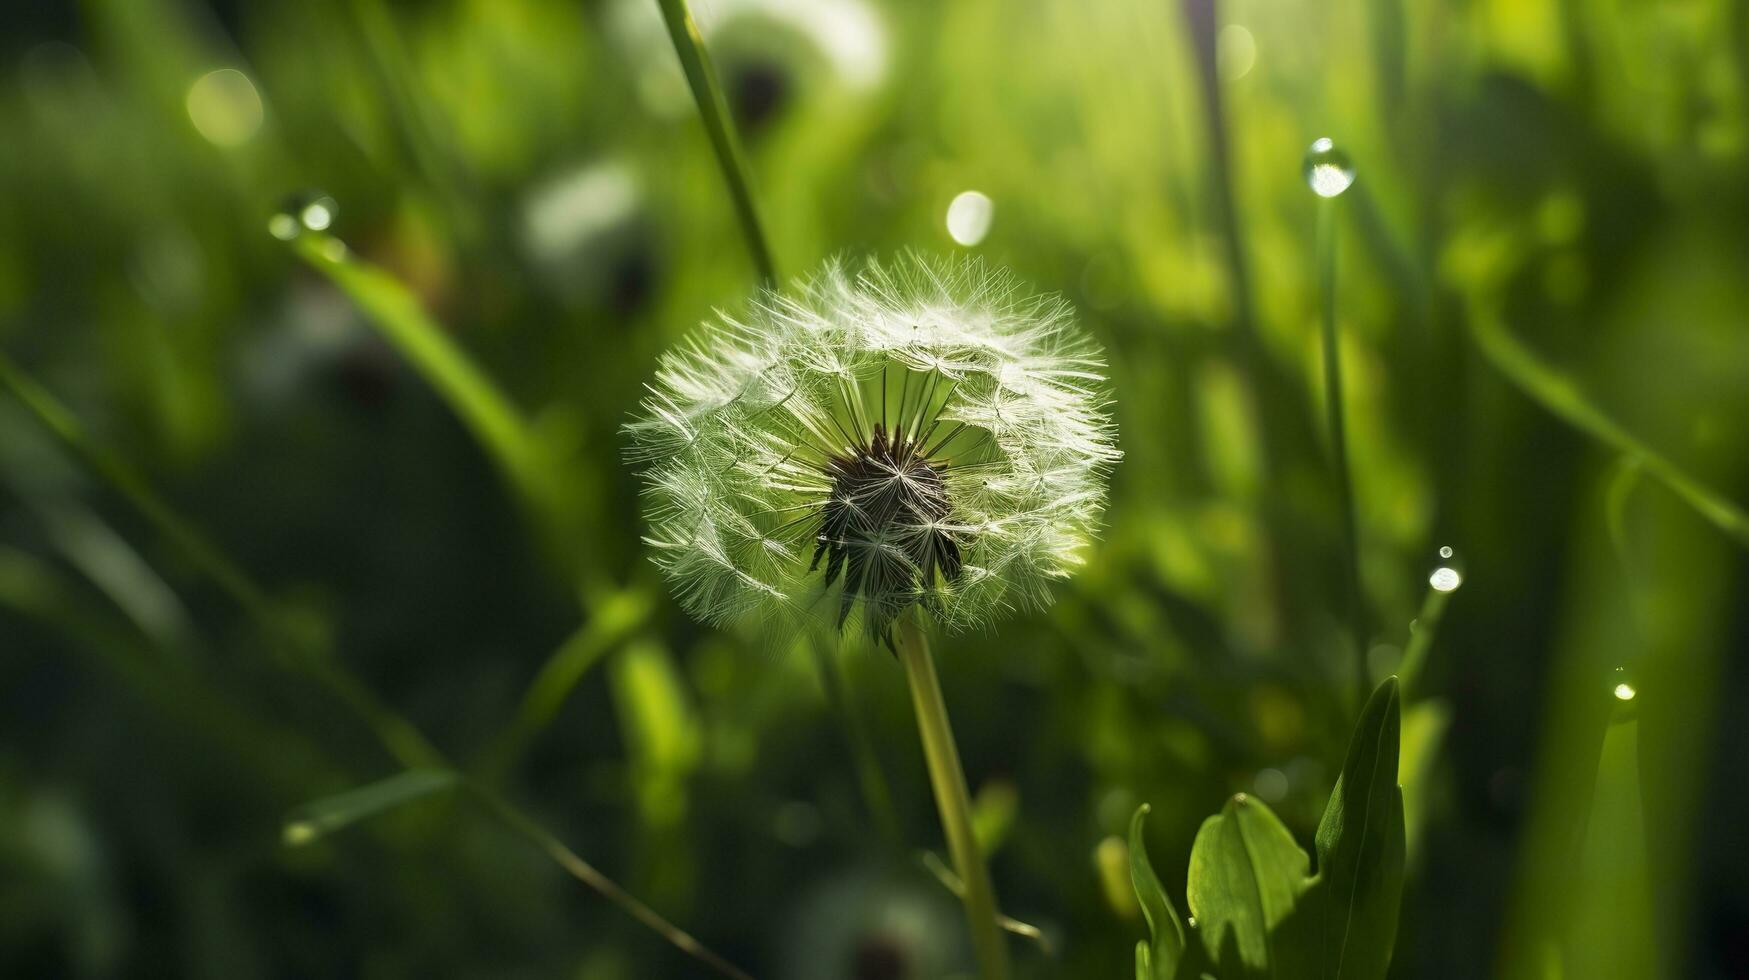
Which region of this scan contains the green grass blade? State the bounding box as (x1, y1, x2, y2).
(290, 234, 556, 518)
(1128, 804, 1188, 975)
(654, 0, 778, 283)
(1468, 308, 1749, 549)
(283, 769, 460, 845)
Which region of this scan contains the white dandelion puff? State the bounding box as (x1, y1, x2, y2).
(624, 252, 1120, 642)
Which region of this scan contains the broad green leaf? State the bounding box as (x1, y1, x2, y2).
(1129, 804, 1187, 978)
(1186, 794, 1312, 977)
(1310, 676, 1406, 980)
(282, 769, 458, 846)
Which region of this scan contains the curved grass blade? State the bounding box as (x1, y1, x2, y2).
(653, 0, 778, 283)
(1468, 308, 1749, 549)
(283, 768, 459, 846)
(1129, 804, 1188, 976)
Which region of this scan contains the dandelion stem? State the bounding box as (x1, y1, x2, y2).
(654, 0, 778, 284)
(1316, 199, 1367, 704)
(895, 618, 1010, 980)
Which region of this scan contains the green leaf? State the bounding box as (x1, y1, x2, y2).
(1309, 676, 1406, 980)
(1129, 804, 1187, 978)
(282, 769, 458, 846)
(1186, 794, 1313, 977)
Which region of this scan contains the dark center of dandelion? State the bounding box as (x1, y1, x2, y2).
(809, 421, 964, 638)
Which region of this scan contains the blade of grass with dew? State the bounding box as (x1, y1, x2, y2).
(1396, 583, 1453, 703)
(653, 0, 777, 283)
(289, 234, 558, 522)
(1468, 306, 1749, 549)
(282, 769, 459, 846)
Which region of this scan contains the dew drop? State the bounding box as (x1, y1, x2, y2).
(945, 190, 994, 246)
(1303, 137, 1355, 198)
(1429, 566, 1462, 593)
(269, 191, 339, 241)
(1612, 666, 1636, 702)
(1438, 545, 1454, 559)
(1187, 916, 1198, 928)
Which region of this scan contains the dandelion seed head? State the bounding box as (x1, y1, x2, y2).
(625, 253, 1120, 642)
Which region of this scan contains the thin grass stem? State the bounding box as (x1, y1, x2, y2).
(1396, 585, 1452, 703)
(654, 0, 778, 284)
(1468, 307, 1749, 550)
(468, 784, 757, 980)
(895, 617, 1010, 980)
(1317, 199, 1367, 704)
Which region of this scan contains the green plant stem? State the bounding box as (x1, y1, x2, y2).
(895, 618, 1010, 980)
(1317, 199, 1366, 704)
(1396, 585, 1452, 703)
(654, 0, 778, 284)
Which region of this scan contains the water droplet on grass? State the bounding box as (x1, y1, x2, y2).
(269, 191, 338, 240)
(1303, 138, 1355, 198)
(1438, 545, 1453, 559)
(1429, 566, 1462, 593)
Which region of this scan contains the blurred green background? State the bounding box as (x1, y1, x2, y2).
(3, 0, 1747, 977)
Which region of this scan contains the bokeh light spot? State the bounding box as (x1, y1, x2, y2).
(186, 68, 263, 147)
(945, 190, 993, 246)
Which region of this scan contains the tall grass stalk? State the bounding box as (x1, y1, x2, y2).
(1316, 199, 1367, 703)
(654, 0, 778, 283)
(896, 618, 1010, 980)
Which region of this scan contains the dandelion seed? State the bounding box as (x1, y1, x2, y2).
(625, 252, 1120, 642)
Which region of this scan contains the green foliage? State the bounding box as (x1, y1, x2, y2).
(1134, 679, 1404, 980)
